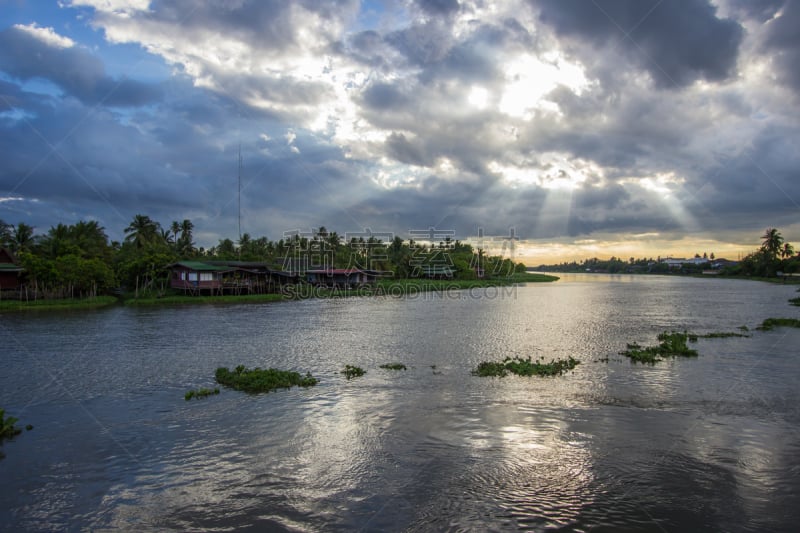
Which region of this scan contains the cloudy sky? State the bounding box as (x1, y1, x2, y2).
(1, 0, 799, 263)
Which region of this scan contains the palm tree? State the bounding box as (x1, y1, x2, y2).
(70, 220, 109, 259)
(10, 222, 35, 253)
(170, 221, 181, 246)
(782, 242, 795, 259)
(159, 228, 173, 246)
(124, 214, 160, 249)
(238, 232, 251, 257)
(0, 219, 11, 248)
(177, 219, 194, 255)
(761, 228, 784, 262)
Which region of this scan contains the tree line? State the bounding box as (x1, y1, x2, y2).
(0, 216, 525, 299)
(535, 228, 798, 277)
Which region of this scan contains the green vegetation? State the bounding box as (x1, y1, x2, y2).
(694, 332, 750, 339)
(0, 296, 117, 312)
(472, 356, 579, 377)
(379, 363, 407, 370)
(126, 293, 284, 306)
(757, 318, 800, 331)
(185, 387, 220, 400)
(2, 215, 548, 306)
(215, 365, 318, 393)
(789, 297, 800, 306)
(1, 409, 22, 440)
(620, 331, 699, 364)
(726, 228, 798, 278)
(341, 365, 366, 379)
(534, 228, 800, 280)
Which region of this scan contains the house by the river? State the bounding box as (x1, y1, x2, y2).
(169, 260, 298, 295)
(0, 248, 24, 291)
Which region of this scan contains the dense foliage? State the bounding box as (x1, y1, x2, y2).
(1, 216, 526, 300)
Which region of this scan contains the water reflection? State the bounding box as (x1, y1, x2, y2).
(2, 275, 800, 531)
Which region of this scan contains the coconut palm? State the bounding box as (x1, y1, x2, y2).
(761, 228, 784, 262)
(170, 221, 181, 245)
(124, 214, 160, 249)
(177, 219, 195, 256)
(10, 222, 35, 253)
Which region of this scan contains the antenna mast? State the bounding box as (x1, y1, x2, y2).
(238, 143, 242, 241)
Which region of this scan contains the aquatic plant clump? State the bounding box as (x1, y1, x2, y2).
(341, 365, 366, 379)
(472, 356, 580, 377)
(694, 332, 750, 339)
(757, 318, 800, 331)
(621, 331, 698, 363)
(185, 387, 220, 401)
(215, 366, 318, 393)
(1, 409, 22, 440)
(379, 363, 407, 370)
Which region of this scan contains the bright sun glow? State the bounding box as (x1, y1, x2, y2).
(489, 153, 601, 190)
(468, 86, 489, 109)
(499, 53, 591, 119)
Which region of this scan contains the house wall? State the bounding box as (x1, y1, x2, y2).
(170, 267, 222, 289)
(0, 271, 22, 290)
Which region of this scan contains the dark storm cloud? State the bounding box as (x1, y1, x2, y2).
(759, 0, 800, 91)
(361, 81, 411, 110)
(385, 22, 453, 67)
(384, 132, 431, 167)
(0, 25, 162, 107)
(414, 0, 460, 17)
(132, 0, 358, 52)
(536, 0, 744, 88)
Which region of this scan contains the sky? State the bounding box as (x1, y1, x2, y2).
(1, 0, 799, 265)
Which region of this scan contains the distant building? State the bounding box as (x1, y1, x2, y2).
(660, 257, 709, 268)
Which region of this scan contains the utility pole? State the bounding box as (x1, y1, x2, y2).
(238, 143, 242, 242)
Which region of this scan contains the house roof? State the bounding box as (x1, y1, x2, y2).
(306, 268, 370, 275)
(170, 261, 232, 272)
(0, 248, 23, 272)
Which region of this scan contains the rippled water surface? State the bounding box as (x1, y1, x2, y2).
(2, 274, 800, 531)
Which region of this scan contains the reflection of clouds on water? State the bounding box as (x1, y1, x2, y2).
(395, 405, 596, 530)
(3, 276, 800, 530)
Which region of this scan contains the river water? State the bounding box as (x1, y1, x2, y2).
(1, 274, 799, 531)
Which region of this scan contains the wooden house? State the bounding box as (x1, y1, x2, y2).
(169, 261, 233, 294)
(169, 260, 299, 295)
(306, 268, 378, 288)
(0, 248, 24, 291)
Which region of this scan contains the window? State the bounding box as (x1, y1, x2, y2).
(200, 272, 214, 281)
(188, 272, 198, 281)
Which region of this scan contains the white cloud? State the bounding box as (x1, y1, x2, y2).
(13, 23, 75, 48)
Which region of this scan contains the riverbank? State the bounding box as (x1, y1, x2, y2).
(0, 296, 118, 312)
(0, 274, 559, 310)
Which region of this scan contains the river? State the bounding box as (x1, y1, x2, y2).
(1, 274, 799, 531)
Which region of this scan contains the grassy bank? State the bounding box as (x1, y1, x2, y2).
(30, 274, 559, 308)
(124, 292, 284, 306)
(129, 275, 559, 305)
(0, 296, 118, 312)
